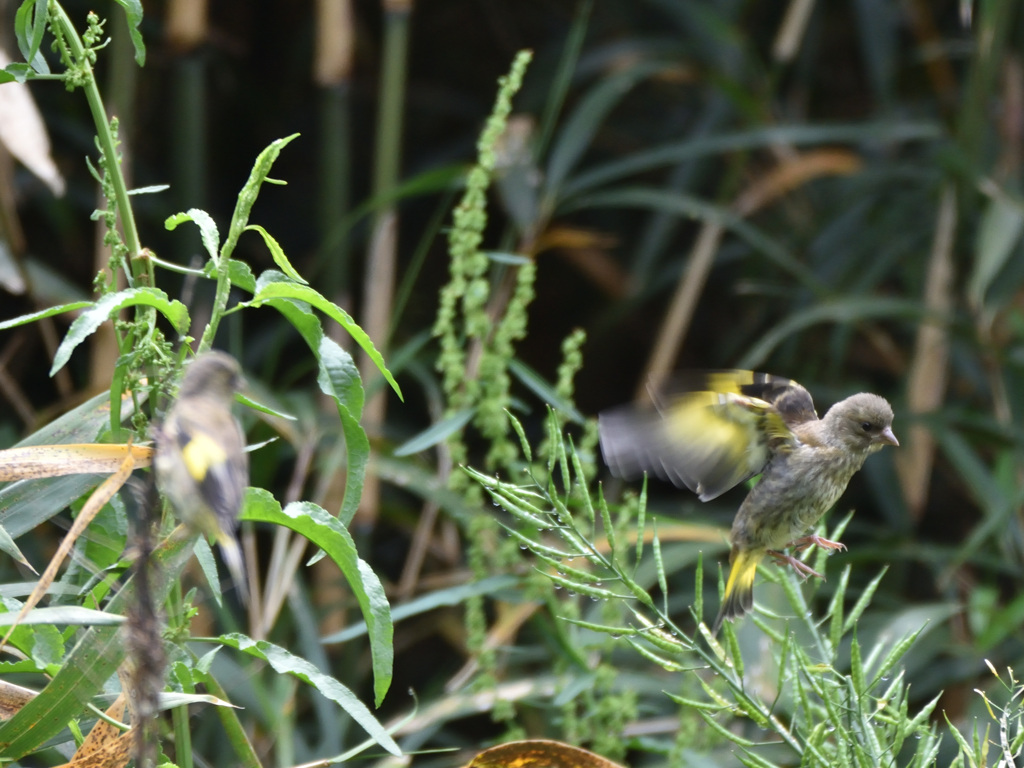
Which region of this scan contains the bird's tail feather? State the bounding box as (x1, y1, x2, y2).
(216, 532, 249, 606)
(712, 548, 761, 635)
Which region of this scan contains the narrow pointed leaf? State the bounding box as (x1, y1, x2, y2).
(245, 225, 307, 284)
(241, 490, 392, 706)
(249, 281, 401, 400)
(393, 408, 475, 456)
(51, 289, 189, 375)
(214, 634, 400, 756)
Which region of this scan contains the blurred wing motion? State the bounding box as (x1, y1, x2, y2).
(598, 370, 818, 501)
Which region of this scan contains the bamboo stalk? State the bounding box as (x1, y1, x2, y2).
(357, 2, 412, 526)
(894, 186, 956, 520)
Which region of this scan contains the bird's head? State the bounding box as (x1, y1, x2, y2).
(177, 351, 244, 401)
(824, 392, 898, 453)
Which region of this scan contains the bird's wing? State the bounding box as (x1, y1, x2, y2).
(174, 414, 248, 524)
(715, 370, 819, 429)
(660, 370, 818, 425)
(599, 370, 817, 501)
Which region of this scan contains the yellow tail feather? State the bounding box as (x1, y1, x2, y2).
(712, 548, 763, 635)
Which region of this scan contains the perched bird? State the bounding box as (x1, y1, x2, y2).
(598, 371, 897, 634)
(153, 351, 249, 604)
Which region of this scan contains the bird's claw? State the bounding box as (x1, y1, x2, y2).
(768, 549, 824, 581)
(789, 534, 846, 553)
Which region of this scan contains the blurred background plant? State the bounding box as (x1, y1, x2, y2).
(2, 0, 1024, 765)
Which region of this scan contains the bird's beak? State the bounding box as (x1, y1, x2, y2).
(878, 426, 899, 447)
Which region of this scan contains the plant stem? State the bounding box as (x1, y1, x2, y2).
(50, 2, 149, 286)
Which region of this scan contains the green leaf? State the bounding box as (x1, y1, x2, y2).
(226, 259, 257, 293)
(245, 225, 307, 284)
(566, 186, 823, 292)
(933, 425, 1009, 517)
(318, 164, 466, 262)
(17, 389, 139, 448)
(323, 574, 521, 643)
(23, 259, 92, 304)
(213, 633, 400, 756)
(155, 691, 239, 710)
(189, 659, 261, 767)
(393, 408, 475, 456)
(545, 60, 666, 197)
(240, 295, 368, 525)
(192, 536, 224, 607)
(127, 184, 170, 196)
(0, 63, 33, 84)
(317, 336, 364, 421)
(535, 0, 589, 157)
(223, 134, 301, 260)
(561, 121, 942, 200)
(740, 296, 922, 369)
(508, 358, 585, 423)
(27, 623, 63, 670)
(0, 523, 30, 570)
(14, 0, 49, 75)
(254, 279, 321, 346)
(241, 489, 393, 707)
(50, 288, 189, 375)
(0, 302, 92, 331)
(0, 535, 194, 759)
(165, 208, 221, 263)
(0, 390, 143, 539)
(237, 393, 295, 421)
(0, 598, 64, 671)
(317, 337, 369, 525)
(111, 0, 146, 65)
(249, 279, 401, 400)
(375, 455, 477, 525)
(0, 606, 124, 626)
(484, 250, 532, 265)
(0, 475, 103, 541)
(976, 589, 1024, 650)
(970, 192, 1024, 311)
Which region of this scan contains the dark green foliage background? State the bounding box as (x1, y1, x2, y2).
(3, 1, 1024, 765)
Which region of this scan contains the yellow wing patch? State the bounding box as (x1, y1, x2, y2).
(662, 391, 756, 444)
(599, 369, 813, 501)
(180, 432, 227, 482)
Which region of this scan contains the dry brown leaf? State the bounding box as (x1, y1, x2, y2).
(53, 693, 132, 768)
(465, 739, 626, 768)
(537, 227, 627, 299)
(734, 149, 862, 216)
(0, 47, 65, 196)
(0, 679, 37, 720)
(0, 443, 152, 482)
(1, 447, 137, 650)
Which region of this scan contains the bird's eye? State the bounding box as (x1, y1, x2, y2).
(860, 422, 874, 432)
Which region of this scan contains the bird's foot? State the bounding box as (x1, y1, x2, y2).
(789, 534, 846, 553)
(768, 549, 824, 581)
